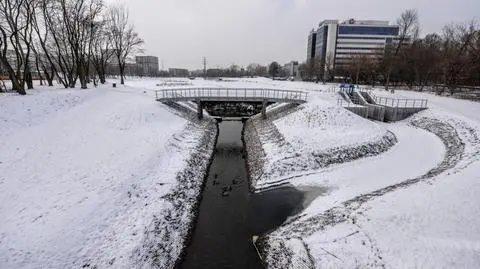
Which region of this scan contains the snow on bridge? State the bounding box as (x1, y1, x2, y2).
(155, 87, 308, 103)
(155, 87, 308, 119)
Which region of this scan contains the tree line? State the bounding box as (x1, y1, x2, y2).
(0, 0, 143, 95)
(299, 9, 480, 93)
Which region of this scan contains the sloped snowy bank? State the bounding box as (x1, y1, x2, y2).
(0, 86, 217, 269)
(244, 96, 396, 190)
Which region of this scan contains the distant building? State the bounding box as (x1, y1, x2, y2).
(308, 19, 400, 79)
(0, 49, 39, 77)
(135, 56, 159, 76)
(109, 55, 160, 77)
(168, 68, 189, 77)
(284, 61, 300, 79)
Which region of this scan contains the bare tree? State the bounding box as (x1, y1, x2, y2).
(324, 53, 335, 82)
(268, 61, 280, 78)
(39, 0, 79, 88)
(385, 9, 420, 92)
(303, 58, 315, 81)
(107, 4, 143, 85)
(31, 0, 59, 87)
(0, 0, 36, 95)
(441, 21, 477, 94)
(349, 55, 364, 84)
(313, 56, 324, 82)
(91, 19, 113, 84)
(413, 33, 442, 91)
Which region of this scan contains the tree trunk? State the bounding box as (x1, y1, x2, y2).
(11, 75, 25, 95)
(76, 61, 88, 89)
(100, 73, 106, 84)
(35, 58, 44, 86)
(120, 64, 125, 85)
(46, 73, 53, 86)
(25, 71, 34, 89)
(2, 58, 26, 95)
(385, 72, 391, 92)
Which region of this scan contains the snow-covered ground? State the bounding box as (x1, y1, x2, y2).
(2, 77, 479, 268)
(204, 78, 479, 268)
(117, 79, 480, 268)
(0, 82, 216, 268)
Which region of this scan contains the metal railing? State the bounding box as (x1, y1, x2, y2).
(337, 97, 365, 107)
(338, 92, 428, 109)
(373, 96, 428, 108)
(155, 88, 308, 103)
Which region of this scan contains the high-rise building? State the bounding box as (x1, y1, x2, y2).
(307, 29, 317, 61)
(309, 19, 400, 79)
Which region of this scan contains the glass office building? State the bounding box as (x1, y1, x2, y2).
(308, 19, 400, 79)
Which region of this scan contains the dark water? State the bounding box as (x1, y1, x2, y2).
(181, 121, 309, 269)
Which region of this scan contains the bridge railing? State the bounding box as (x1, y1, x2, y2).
(373, 96, 428, 108)
(155, 88, 308, 102)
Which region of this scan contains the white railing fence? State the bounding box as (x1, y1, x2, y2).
(155, 88, 308, 102)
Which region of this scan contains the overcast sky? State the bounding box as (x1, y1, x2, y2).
(113, 0, 478, 70)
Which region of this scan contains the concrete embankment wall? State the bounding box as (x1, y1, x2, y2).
(345, 106, 368, 118)
(349, 104, 425, 122)
(384, 107, 428, 122)
(346, 91, 426, 122)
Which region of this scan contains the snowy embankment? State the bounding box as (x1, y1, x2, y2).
(0, 85, 216, 268)
(244, 83, 480, 268)
(244, 94, 396, 190)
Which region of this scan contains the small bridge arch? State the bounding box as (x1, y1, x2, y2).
(155, 88, 308, 119)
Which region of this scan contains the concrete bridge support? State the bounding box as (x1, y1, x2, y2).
(262, 99, 267, 119)
(197, 99, 203, 119)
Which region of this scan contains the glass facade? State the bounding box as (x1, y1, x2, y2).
(338, 25, 399, 36)
(307, 32, 317, 60)
(315, 26, 328, 60)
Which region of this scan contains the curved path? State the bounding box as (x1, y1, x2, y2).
(260, 114, 478, 268)
(289, 122, 445, 214)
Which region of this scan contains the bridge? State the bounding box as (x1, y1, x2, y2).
(155, 88, 308, 119)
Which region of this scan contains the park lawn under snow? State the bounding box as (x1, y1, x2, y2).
(0, 84, 212, 268)
(246, 81, 480, 268)
(246, 89, 394, 190)
(118, 79, 480, 268)
(290, 120, 445, 213)
(293, 107, 480, 268)
(274, 95, 388, 153)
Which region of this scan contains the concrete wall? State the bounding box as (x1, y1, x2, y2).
(366, 104, 385, 121)
(384, 107, 427, 122)
(346, 106, 368, 118)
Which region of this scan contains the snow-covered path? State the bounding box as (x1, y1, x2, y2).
(292, 123, 445, 214)
(0, 86, 215, 268)
(244, 81, 480, 269)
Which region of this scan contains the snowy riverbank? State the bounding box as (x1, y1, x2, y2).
(0, 84, 217, 268)
(239, 79, 480, 268)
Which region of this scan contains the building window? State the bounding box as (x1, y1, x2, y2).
(338, 26, 399, 36)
